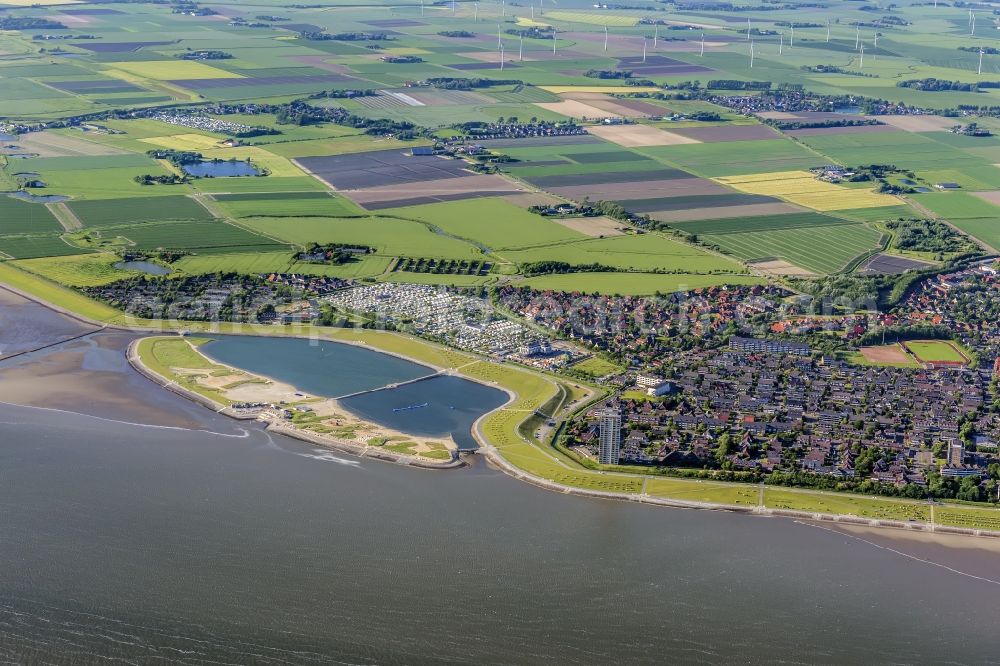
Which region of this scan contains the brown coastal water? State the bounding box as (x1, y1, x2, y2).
(0, 291, 998, 665)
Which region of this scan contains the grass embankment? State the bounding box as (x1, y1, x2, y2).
(0, 261, 124, 323)
(134, 336, 233, 406)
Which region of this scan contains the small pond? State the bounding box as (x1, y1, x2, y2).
(115, 261, 172, 276)
(181, 160, 260, 178)
(7, 192, 70, 204)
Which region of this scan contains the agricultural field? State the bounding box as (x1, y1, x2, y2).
(702, 222, 885, 275)
(717, 171, 899, 212)
(67, 196, 213, 227)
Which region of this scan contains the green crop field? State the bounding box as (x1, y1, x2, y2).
(68, 196, 214, 228)
(671, 212, 852, 235)
(240, 216, 484, 259)
(641, 140, 825, 177)
(521, 271, 764, 295)
(212, 192, 363, 218)
(0, 234, 89, 260)
(386, 198, 585, 250)
(702, 223, 884, 274)
(0, 198, 64, 235)
(118, 220, 286, 253)
(505, 232, 745, 273)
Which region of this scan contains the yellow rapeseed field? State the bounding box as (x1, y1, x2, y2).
(717, 170, 898, 211)
(141, 134, 225, 151)
(107, 61, 244, 81)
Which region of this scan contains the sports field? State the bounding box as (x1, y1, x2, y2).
(904, 340, 970, 365)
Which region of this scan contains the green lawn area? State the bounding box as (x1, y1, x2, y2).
(934, 505, 1000, 531)
(134, 336, 231, 405)
(763, 487, 931, 522)
(646, 477, 760, 506)
(904, 340, 969, 363)
(571, 356, 623, 378)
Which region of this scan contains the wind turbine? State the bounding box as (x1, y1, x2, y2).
(859, 43, 864, 69)
(826, 19, 830, 43)
(642, 37, 647, 63)
(420, 0, 424, 16)
(519, 35, 524, 61)
(749, 40, 754, 68)
(971, 12, 976, 36)
(500, 43, 505, 70)
(502, 0, 505, 17)
(855, 22, 860, 50)
(790, 24, 794, 47)
(653, 24, 658, 49)
(747, 17, 751, 40)
(552, 30, 556, 55)
(979, 47, 985, 75)
(452, 0, 456, 14)
(700, 32, 705, 56)
(779, 32, 783, 56)
(474, 2, 478, 21)
(604, 24, 608, 52)
(498, 24, 502, 47)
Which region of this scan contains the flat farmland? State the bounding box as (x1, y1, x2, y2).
(504, 232, 744, 273)
(640, 140, 824, 177)
(296, 149, 473, 189)
(717, 171, 899, 211)
(118, 220, 285, 254)
(239, 216, 483, 259)
(107, 61, 245, 81)
(171, 252, 393, 279)
(345, 173, 524, 210)
(212, 192, 364, 218)
(520, 271, 764, 296)
(67, 196, 213, 228)
(0, 235, 89, 260)
(0, 198, 64, 235)
(671, 211, 851, 235)
(702, 223, 884, 275)
(384, 198, 585, 250)
(795, 131, 998, 173)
